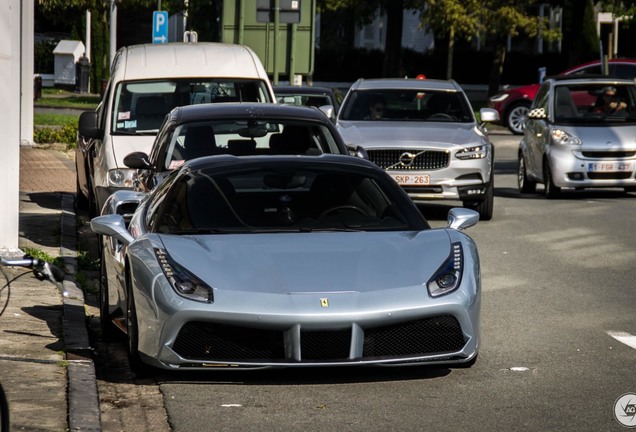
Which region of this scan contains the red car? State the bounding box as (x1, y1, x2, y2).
(488, 58, 636, 134)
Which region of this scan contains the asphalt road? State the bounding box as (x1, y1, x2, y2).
(87, 129, 636, 431)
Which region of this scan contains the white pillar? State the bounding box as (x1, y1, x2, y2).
(20, 0, 34, 146)
(86, 10, 92, 61)
(0, 0, 22, 251)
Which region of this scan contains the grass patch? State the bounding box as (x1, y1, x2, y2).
(38, 88, 100, 110)
(34, 112, 79, 126)
(21, 246, 65, 268)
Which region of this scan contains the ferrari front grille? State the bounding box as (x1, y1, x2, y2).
(362, 315, 466, 357)
(367, 149, 450, 170)
(173, 322, 285, 361)
(172, 315, 466, 363)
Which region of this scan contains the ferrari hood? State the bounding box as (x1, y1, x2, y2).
(336, 121, 484, 149)
(159, 230, 452, 295)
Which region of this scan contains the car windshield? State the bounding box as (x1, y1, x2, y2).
(553, 83, 636, 124)
(161, 120, 338, 170)
(339, 89, 474, 122)
(154, 166, 426, 234)
(276, 93, 331, 108)
(111, 78, 272, 134)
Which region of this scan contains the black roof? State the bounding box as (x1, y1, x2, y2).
(273, 85, 335, 95)
(184, 153, 375, 173)
(168, 102, 331, 126)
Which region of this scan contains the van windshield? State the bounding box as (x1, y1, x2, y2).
(111, 78, 273, 134)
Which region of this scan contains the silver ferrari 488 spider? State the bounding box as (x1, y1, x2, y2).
(91, 154, 482, 371)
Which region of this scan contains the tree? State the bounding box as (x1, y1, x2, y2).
(417, 0, 484, 79)
(318, 0, 415, 77)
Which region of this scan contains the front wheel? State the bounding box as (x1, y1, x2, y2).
(0, 383, 9, 432)
(125, 275, 145, 376)
(99, 252, 118, 341)
(506, 103, 530, 135)
(463, 181, 494, 221)
(518, 154, 537, 193)
(543, 160, 561, 199)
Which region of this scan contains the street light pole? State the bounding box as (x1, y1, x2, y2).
(109, 0, 117, 66)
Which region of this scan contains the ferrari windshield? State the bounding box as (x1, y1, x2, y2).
(151, 164, 428, 233)
(111, 78, 273, 134)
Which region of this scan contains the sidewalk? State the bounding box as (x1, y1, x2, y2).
(0, 145, 101, 431)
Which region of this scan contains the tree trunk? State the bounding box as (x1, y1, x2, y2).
(488, 39, 507, 97)
(382, 0, 404, 77)
(446, 25, 455, 80)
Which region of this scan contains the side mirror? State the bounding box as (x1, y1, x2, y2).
(124, 152, 153, 170)
(319, 105, 335, 119)
(479, 107, 499, 123)
(447, 208, 479, 230)
(348, 145, 368, 159)
(78, 111, 102, 140)
(90, 214, 134, 245)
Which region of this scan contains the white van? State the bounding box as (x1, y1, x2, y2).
(77, 42, 275, 215)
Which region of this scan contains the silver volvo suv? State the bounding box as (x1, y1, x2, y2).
(336, 78, 499, 220)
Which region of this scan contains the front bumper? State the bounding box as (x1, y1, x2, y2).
(549, 148, 636, 189)
(134, 276, 481, 370)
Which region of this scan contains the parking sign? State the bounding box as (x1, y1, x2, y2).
(153, 11, 168, 44)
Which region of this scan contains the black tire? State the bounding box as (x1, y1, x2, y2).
(99, 253, 119, 341)
(463, 180, 494, 221)
(125, 273, 147, 376)
(75, 175, 89, 211)
(543, 160, 561, 199)
(0, 383, 9, 432)
(518, 154, 537, 193)
(506, 103, 530, 135)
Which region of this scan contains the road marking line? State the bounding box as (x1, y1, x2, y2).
(607, 331, 636, 350)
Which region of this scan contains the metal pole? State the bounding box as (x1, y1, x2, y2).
(273, 0, 280, 84)
(109, 0, 117, 66)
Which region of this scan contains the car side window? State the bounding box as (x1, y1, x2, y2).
(613, 64, 636, 79)
(532, 83, 550, 110)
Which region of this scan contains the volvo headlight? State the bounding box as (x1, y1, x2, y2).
(427, 242, 463, 297)
(551, 129, 582, 146)
(155, 248, 214, 303)
(108, 168, 137, 188)
(456, 145, 488, 160)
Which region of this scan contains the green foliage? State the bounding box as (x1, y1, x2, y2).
(34, 113, 80, 126)
(21, 247, 65, 269)
(77, 249, 99, 272)
(33, 123, 78, 149)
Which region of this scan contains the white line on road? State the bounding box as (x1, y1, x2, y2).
(607, 331, 636, 350)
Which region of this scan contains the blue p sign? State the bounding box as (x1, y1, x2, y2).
(153, 11, 168, 44)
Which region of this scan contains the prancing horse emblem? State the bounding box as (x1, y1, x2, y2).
(320, 298, 329, 308)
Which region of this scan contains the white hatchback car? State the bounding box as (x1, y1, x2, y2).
(336, 78, 499, 220)
(518, 76, 636, 198)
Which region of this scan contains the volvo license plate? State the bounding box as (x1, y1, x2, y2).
(391, 174, 430, 185)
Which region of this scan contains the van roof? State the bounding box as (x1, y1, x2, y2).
(113, 42, 268, 81)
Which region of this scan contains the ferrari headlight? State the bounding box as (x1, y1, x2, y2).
(456, 145, 488, 160)
(108, 168, 137, 188)
(155, 248, 214, 303)
(551, 129, 581, 146)
(427, 242, 463, 297)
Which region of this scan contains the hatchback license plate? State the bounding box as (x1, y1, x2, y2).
(587, 162, 632, 172)
(391, 174, 430, 185)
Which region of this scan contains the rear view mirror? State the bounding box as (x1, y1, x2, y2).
(78, 111, 102, 139)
